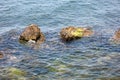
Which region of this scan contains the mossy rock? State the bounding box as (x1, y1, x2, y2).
(60, 26, 93, 41)
(8, 67, 27, 76)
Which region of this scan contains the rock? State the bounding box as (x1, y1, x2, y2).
(60, 26, 93, 41)
(19, 24, 45, 44)
(0, 51, 4, 59)
(8, 67, 27, 76)
(0, 67, 27, 80)
(112, 28, 120, 42)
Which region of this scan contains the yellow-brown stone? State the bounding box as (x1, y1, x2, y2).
(60, 26, 93, 41)
(19, 24, 45, 44)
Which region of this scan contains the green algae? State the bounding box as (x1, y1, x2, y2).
(8, 67, 27, 76)
(71, 28, 84, 37)
(47, 66, 59, 72)
(47, 60, 68, 73)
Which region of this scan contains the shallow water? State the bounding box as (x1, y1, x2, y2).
(0, 0, 120, 80)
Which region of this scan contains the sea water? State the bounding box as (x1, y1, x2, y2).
(0, 0, 120, 80)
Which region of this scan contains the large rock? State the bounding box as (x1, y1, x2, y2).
(60, 26, 93, 41)
(19, 24, 45, 44)
(112, 28, 120, 42)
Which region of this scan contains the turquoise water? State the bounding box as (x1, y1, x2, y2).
(0, 0, 120, 80)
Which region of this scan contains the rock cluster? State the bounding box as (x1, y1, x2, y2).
(19, 24, 120, 44)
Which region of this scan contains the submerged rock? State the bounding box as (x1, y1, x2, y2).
(19, 24, 45, 44)
(0, 67, 27, 80)
(8, 67, 27, 76)
(60, 26, 93, 41)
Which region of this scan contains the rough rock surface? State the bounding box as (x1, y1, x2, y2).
(19, 24, 45, 44)
(60, 26, 93, 41)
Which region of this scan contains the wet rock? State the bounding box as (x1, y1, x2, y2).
(19, 24, 45, 44)
(60, 26, 93, 41)
(0, 51, 4, 59)
(112, 28, 120, 42)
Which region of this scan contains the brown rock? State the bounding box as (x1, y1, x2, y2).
(82, 28, 93, 37)
(0, 52, 4, 59)
(19, 24, 45, 44)
(60, 26, 93, 41)
(113, 28, 120, 41)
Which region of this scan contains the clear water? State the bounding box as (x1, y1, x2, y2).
(0, 0, 120, 80)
